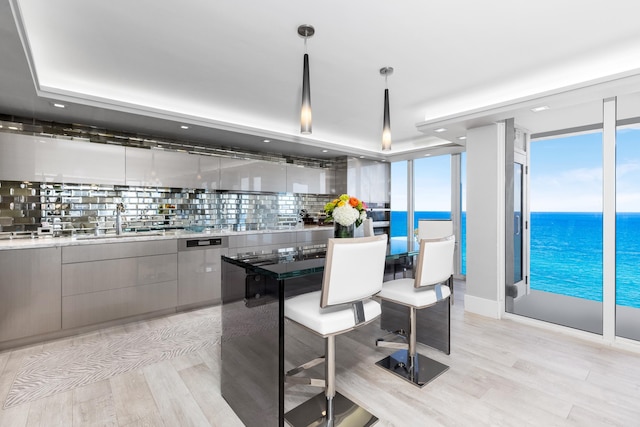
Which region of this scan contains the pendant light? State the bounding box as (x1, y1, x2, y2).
(298, 25, 314, 134)
(380, 67, 394, 151)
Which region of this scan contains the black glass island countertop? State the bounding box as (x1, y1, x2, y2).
(219, 237, 421, 427)
(221, 236, 419, 280)
(221, 245, 327, 281)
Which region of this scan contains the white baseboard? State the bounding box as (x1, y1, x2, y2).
(464, 294, 501, 319)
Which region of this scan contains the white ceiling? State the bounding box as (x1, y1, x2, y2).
(3, 0, 640, 161)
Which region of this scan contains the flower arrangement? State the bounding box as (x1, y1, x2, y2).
(324, 194, 367, 227)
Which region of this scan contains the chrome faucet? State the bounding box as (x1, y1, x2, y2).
(115, 203, 125, 235)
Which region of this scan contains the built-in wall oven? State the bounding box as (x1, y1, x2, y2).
(367, 202, 390, 236)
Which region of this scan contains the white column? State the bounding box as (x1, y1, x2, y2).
(464, 123, 506, 318)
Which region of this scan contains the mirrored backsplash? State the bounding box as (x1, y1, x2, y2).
(0, 180, 332, 236)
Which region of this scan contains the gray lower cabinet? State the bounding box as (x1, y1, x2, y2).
(61, 240, 178, 329)
(1, 230, 334, 346)
(62, 281, 177, 329)
(0, 247, 62, 342)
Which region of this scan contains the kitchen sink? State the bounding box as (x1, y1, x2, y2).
(74, 231, 167, 240)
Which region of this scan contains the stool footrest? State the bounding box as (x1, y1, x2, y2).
(285, 376, 325, 387)
(375, 340, 408, 350)
(286, 356, 325, 376)
(286, 356, 326, 388)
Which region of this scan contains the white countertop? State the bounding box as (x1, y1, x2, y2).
(0, 225, 334, 250)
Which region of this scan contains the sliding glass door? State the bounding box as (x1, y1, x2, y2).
(508, 149, 529, 304)
(616, 93, 640, 341)
(509, 100, 604, 334)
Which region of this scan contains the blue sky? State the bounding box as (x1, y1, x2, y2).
(530, 132, 603, 212)
(614, 127, 640, 212)
(532, 127, 640, 212)
(391, 126, 640, 213)
(391, 156, 452, 211)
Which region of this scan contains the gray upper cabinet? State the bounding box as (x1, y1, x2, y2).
(286, 164, 333, 194)
(219, 157, 286, 192)
(125, 147, 220, 189)
(0, 133, 126, 185)
(1, 132, 338, 196)
(347, 158, 390, 203)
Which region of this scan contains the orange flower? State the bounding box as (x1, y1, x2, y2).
(348, 197, 359, 207)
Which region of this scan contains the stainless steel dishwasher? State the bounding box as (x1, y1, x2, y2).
(177, 236, 228, 307)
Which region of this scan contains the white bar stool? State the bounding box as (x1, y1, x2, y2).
(375, 235, 454, 387)
(285, 235, 387, 427)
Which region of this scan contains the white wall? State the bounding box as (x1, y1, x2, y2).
(464, 123, 505, 318)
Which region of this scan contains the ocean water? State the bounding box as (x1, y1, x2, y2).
(390, 211, 640, 309)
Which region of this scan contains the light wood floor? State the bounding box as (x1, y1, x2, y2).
(1, 280, 640, 426)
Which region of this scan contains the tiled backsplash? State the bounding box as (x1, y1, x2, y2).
(0, 180, 332, 236)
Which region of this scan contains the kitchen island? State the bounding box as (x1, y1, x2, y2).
(219, 237, 450, 427)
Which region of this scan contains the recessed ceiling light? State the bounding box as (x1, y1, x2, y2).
(531, 105, 549, 112)
(359, 155, 365, 158)
(423, 153, 432, 157)
(180, 125, 189, 129)
(458, 136, 467, 140)
(52, 103, 65, 108)
(434, 128, 447, 133)
(321, 149, 329, 153)
(262, 139, 271, 143)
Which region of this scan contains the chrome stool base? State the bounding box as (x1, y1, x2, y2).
(375, 349, 449, 388)
(285, 391, 378, 427)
